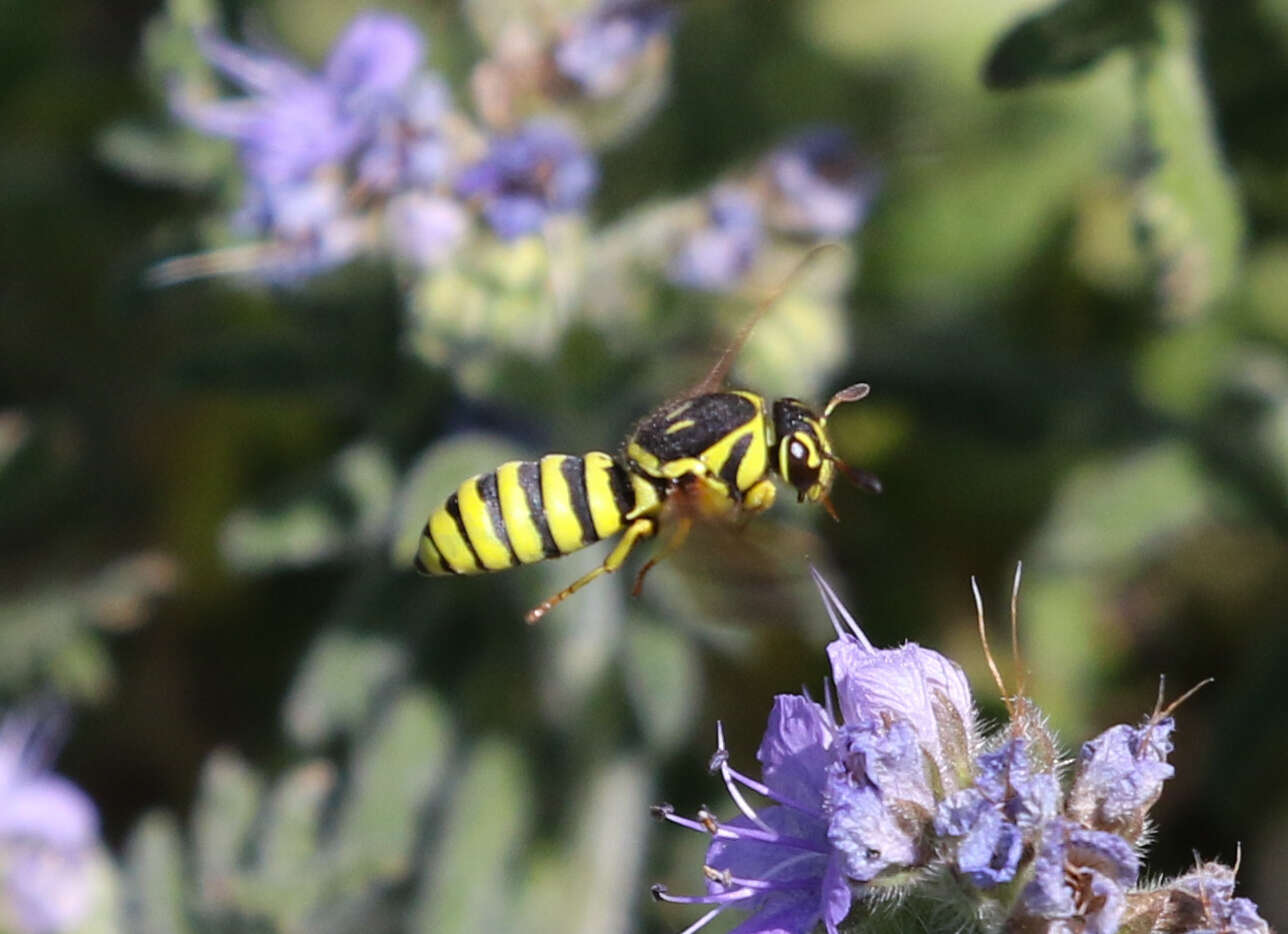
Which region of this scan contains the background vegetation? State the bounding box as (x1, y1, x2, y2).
(2, 0, 1286, 930)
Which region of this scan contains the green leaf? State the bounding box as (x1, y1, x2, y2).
(411, 739, 533, 934)
(190, 750, 262, 912)
(508, 757, 652, 934)
(983, 0, 1155, 89)
(123, 813, 192, 934)
(96, 123, 231, 190)
(220, 442, 397, 573)
(622, 612, 701, 753)
(533, 545, 625, 723)
(562, 756, 652, 934)
(1029, 442, 1211, 572)
(326, 690, 453, 890)
(247, 761, 336, 927)
(1130, 2, 1244, 319)
(282, 631, 409, 747)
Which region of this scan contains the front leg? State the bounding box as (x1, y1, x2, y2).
(740, 477, 777, 517)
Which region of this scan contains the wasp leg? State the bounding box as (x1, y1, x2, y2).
(525, 517, 657, 625)
(741, 478, 777, 516)
(631, 517, 694, 597)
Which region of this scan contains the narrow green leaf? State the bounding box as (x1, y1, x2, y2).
(984, 0, 1154, 89)
(249, 761, 336, 927)
(411, 739, 533, 934)
(623, 613, 700, 753)
(282, 631, 408, 747)
(191, 750, 262, 912)
(1131, 2, 1243, 319)
(123, 812, 192, 934)
(326, 690, 453, 890)
(565, 756, 653, 934)
(1029, 442, 1210, 571)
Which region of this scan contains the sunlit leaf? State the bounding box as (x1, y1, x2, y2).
(191, 750, 262, 913)
(622, 611, 701, 752)
(282, 632, 409, 747)
(327, 690, 453, 888)
(123, 813, 192, 934)
(411, 739, 533, 933)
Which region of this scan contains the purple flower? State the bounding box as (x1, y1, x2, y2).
(651, 572, 979, 934)
(825, 718, 934, 881)
(764, 128, 875, 239)
(168, 12, 436, 281)
(554, 0, 675, 98)
(1066, 717, 1175, 841)
(651, 709, 851, 934)
(934, 738, 1060, 887)
(668, 187, 764, 292)
(357, 74, 456, 194)
(176, 13, 425, 187)
(386, 192, 468, 268)
(1162, 863, 1271, 934)
(819, 573, 975, 788)
(455, 121, 597, 240)
(1016, 818, 1139, 934)
(0, 711, 99, 934)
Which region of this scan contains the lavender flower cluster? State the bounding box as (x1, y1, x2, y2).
(669, 128, 876, 293)
(0, 711, 100, 934)
(154, 5, 876, 305)
(652, 572, 1270, 934)
(158, 7, 642, 283)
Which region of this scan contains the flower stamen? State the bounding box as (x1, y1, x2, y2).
(713, 722, 775, 833)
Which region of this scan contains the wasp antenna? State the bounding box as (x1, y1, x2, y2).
(831, 456, 882, 494)
(690, 241, 850, 397)
(823, 382, 870, 419)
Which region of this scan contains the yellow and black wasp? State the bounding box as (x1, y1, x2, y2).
(414, 266, 880, 623)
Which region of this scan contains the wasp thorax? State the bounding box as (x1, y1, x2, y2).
(772, 398, 836, 502)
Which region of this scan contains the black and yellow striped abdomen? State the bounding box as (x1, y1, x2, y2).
(416, 452, 663, 577)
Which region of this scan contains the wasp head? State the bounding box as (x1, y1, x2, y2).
(772, 383, 880, 519)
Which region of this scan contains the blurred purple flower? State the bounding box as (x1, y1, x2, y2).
(167, 12, 438, 282)
(651, 572, 978, 933)
(764, 127, 875, 239)
(1067, 716, 1175, 841)
(176, 12, 425, 187)
(0, 711, 98, 934)
(1017, 818, 1139, 934)
(668, 187, 764, 292)
(358, 74, 455, 193)
(554, 0, 675, 98)
(934, 737, 1060, 887)
(456, 121, 597, 239)
(386, 192, 468, 268)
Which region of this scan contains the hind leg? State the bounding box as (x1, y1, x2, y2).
(631, 516, 694, 597)
(525, 517, 656, 624)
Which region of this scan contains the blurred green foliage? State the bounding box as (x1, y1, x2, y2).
(2, 0, 1287, 930)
